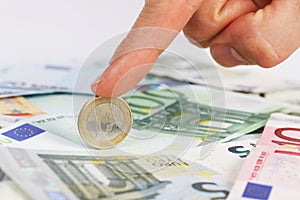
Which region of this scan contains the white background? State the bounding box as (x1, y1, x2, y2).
(0, 0, 143, 65)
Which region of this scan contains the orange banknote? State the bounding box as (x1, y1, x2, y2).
(0, 96, 44, 117)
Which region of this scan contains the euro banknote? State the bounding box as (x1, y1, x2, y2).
(0, 147, 231, 200)
(122, 84, 297, 142)
(0, 87, 54, 98)
(0, 167, 30, 200)
(0, 64, 99, 96)
(0, 113, 198, 157)
(182, 134, 260, 184)
(0, 96, 44, 117)
(266, 88, 300, 106)
(0, 84, 296, 153)
(0, 113, 82, 151)
(27, 93, 91, 115)
(0, 64, 82, 93)
(0, 114, 24, 129)
(228, 113, 300, 199)
(0, 64, 184, 98)
(150, 56, 296, 94)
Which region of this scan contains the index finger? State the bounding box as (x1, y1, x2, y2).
(91, 0, 201, 97)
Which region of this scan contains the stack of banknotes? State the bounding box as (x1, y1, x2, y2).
(0, 62, 300, 200)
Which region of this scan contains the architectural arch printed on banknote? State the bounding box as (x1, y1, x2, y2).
(72, 28, 227, 169)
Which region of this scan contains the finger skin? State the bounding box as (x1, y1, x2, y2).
(183, 0, 258, 46)
(92, 0, 258, 97)
(91, 0, 202, 97)
(92, 0, 300, 97)
(211, 0, 300, 67)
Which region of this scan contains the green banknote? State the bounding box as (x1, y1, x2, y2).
(123, 85, 296, 142)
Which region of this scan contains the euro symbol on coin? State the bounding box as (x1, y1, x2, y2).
(78, 96, 132, 149)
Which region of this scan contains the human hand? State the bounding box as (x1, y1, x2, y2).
(210, 0, 300, 67)
(91, 0, 300, 97)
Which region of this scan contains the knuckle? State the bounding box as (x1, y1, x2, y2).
(230, 21, 283, 68)
(246, 38, 282, 68)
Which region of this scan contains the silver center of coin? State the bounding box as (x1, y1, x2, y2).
(78, 96, 132, 149)
(86, 102, 125, 141)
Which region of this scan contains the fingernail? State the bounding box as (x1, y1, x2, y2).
(230, 48, 248, 63)
(92, 75, 104, 85)
(210, 45, 249, 67)
(90, 75, 104, 93)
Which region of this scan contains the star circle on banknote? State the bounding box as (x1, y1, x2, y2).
(78, 96, 132, 149)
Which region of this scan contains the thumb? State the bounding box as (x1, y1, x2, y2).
(91, 0, 201, 97)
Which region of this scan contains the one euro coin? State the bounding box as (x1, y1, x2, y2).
(78, 96, 132, 149)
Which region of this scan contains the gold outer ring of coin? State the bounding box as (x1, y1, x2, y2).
(78, 96, 132, 149)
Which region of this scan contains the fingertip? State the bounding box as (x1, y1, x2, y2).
(90, 51, 155, 97)
(90, 76, 116, 97)
(210, 45, 250, 67)
(90, 85, 118, 98)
